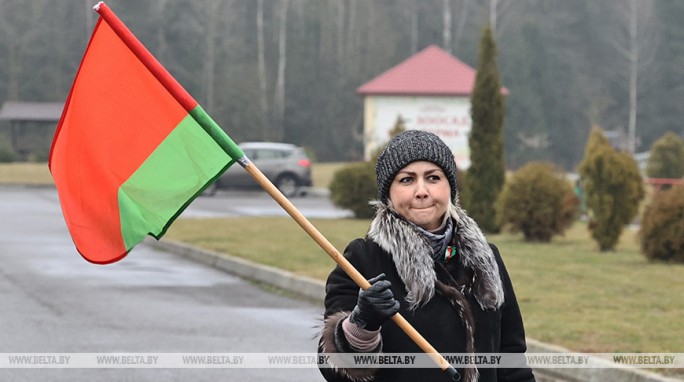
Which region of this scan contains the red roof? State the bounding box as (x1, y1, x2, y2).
(357, 45, 477, 96)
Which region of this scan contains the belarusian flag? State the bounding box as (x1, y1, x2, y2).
(49, 2, 243, 264)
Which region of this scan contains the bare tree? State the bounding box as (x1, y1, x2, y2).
(85, 0, 95, 39)
(489, 0, 521, 39)
(443, 0, 452, 53)
(272, 0, 289, 142)
(627, 0, 639, 154)
(453, 0, 470, 52)
(153, 0, 170, 64)
(0, 1, 45, 99)
(345, 0, 358, 74)
(202, 0, 222, 113)
(335, 0, 345, 63)
(607, 0, 657, 154)
(489, 0, 498, 35)
(408, 0, 418, 54)
(256, 0, 270, 136)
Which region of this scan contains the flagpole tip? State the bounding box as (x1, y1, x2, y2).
(93, 1, 104, 12)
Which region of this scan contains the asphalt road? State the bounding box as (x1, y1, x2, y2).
(0, 187, 326, 381)
(184, 188, 352, 219)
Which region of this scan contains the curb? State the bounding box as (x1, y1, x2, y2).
(525, 340, 679, 382)
(149, 238, 680, 382)
(0, 183, 55, 190)
(304, 187, 330, 198)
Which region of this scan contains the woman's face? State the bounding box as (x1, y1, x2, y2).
(388, 161, 451, 231)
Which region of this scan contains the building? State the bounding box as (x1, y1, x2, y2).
(0, 101, 63, 161)
(358, 45, 493, 169)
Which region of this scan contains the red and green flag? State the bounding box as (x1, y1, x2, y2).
(49, 2, 244, 264)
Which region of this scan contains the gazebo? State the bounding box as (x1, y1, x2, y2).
(0, 101, 63, 160)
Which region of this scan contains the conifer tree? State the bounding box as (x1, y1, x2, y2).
(646, 132, 684, 180)
(466, 26, 506, 233)
(579, 128, 645, 251)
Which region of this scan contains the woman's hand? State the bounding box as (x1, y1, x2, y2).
(348, 273, 400, 330)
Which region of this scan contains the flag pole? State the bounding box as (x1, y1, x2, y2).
(240, 159, 459, 379)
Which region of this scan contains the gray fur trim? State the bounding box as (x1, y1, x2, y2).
(367, 202, 436, 311)
(319, 312, 379, 382)
(367, 201, 504, 311)
(449, 203, 504, 310)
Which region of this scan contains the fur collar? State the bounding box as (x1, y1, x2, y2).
(367, 201, 504, 311)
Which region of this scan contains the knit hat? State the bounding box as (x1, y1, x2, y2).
(376, 130, 458, 203)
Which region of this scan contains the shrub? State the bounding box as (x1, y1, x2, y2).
(640, 185, 684, 262)
(496, 162, 578, 242)
(329, 162, 377, 219)
(329, 119, 406, 219)
(0, 144, 15, 163)
(646, 132, 684, 179)
(29, 150, 50, 163)
(578, 128, 645, 251)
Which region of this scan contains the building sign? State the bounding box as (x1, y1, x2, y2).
(364, 95, 472, 169)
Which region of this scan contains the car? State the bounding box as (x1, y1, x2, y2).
(203, 142, 312, 197)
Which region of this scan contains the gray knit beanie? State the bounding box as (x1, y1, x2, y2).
(376, 130, 458, 203)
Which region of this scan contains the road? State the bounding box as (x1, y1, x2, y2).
(0, 187, 329, 381)
(184, 188, 353, 219)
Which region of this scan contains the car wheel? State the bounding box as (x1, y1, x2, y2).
(275, 174, 299, 198)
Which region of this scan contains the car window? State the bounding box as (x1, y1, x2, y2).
(243, 148, 257, 158)
(255, 149, 290, 159)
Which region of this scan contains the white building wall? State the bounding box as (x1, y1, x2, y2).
(363, 95, 472, 169)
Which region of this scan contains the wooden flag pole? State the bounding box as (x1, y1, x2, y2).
(241, 159, 459, 380)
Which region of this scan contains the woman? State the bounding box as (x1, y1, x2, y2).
(318, 130, 535, 382)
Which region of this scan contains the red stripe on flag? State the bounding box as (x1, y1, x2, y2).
(95, 2, 197, 112)
(49, 15, 190, 262)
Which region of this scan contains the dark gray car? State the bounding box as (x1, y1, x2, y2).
(204, 142, 312, 197)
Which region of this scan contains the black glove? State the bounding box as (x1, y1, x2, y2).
(348, 273, 400, 331)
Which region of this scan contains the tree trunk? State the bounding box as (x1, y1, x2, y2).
(346, 0, 357, 72)
(256, 0, 270, 137)
(203, 0, 220, 113)
(273, 0, 289, 142)
(85, 0, 94, 39)
(336, 1, 345, 64)
(443, 0, 452, 53)
(454, 0, 470, 52)
(154, 0, 169, 63)
(627, 0, 638, 154)
(490, 0, 497, 35)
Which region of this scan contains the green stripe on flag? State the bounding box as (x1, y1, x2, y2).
(189, 105, 244, 161)
(117, 113, 240, 251)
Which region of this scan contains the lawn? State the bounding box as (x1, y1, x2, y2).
(165, 217, 684, 356)
(0, 162, 53, 184)
(0, 161, 350, 189)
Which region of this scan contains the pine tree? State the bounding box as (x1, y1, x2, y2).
(646, 132, 684, 180)
(466, 26, 506, 233)
(579, 128, 645, 251)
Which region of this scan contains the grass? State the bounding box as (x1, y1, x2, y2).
(494, 223, 682, 354)
(0, 161, 352, 189)
(165, 218, 684, 357)
(0, 162, 53, 184)
(166, 216, 368, 281)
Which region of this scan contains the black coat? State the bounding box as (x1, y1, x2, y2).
(318, 203, 535, 382)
